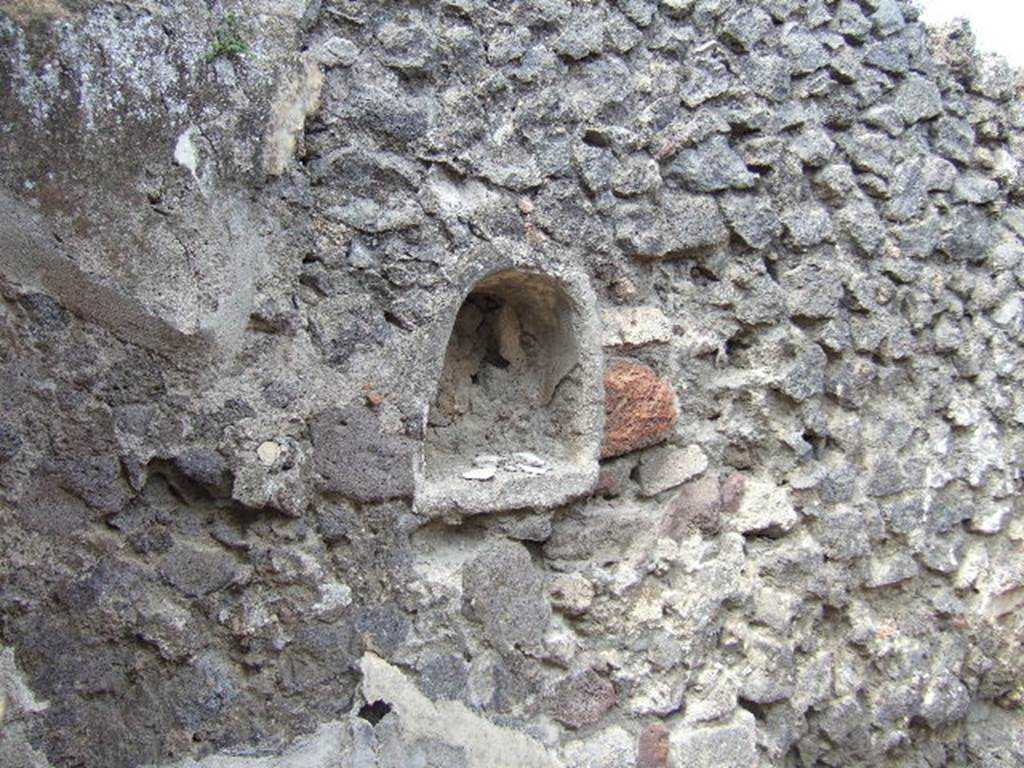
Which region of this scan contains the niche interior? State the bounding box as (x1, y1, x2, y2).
(416, 269, 601, 516)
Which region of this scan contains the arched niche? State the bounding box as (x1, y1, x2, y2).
(415, 268, 602, 516)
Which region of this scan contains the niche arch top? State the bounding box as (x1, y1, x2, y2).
(415, 265, 603, 517)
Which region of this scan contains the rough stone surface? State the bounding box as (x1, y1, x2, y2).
(637, 444, 709, 497)
(553, 668, 617, 729)
(547, 573, 595, 617)
(311, 405, 416, 502)
(360, 653, 557, 768)
(1, 1, 1023, 767)
(158, 545, 240, 598)
(173, 448, 229, 488)
(730, 476, 799, 535)
(894, 75, 944, 124)
(561, 726, 633, 768)
(462, 540, 550, 655)
(661, 476, 724, 538)
(670, 710, 757, 768)
(601, 306, 672, 349)
(616, 193, 729, 259)
(667, 137, 758, 192)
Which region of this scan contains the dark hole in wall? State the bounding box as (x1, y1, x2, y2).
(689, 263, 720, 286)
(738, 696, 768, 721)
(358, 699, 392, 725)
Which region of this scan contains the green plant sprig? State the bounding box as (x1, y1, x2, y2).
(207, 13, 248, 62)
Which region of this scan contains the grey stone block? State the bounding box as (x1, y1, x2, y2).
(670, 710, 757, 768)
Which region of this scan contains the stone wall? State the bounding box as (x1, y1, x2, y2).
(0, 0, 1022, 766)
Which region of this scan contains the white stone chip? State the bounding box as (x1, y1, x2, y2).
(257, 440, 282, 466)
(510, 451, 551, 475)
(516, 464, 550, 475)
(512, 451, 548, 467)
(462, 466, 496, 481)
(173, 127, 199, 176)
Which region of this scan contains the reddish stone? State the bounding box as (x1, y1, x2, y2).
(553, 668, 617, 729)
(362, 383, 385, 407)
(596, 468, 622, 498)
(720, 472, 747, 514)
(661, 475, 722, 539)
(595, 458, 634, 498)
(637, 723, 670, 768)
(601, 362, 678, 459)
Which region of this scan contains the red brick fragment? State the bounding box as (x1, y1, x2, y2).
(601, 362, 678, 459)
